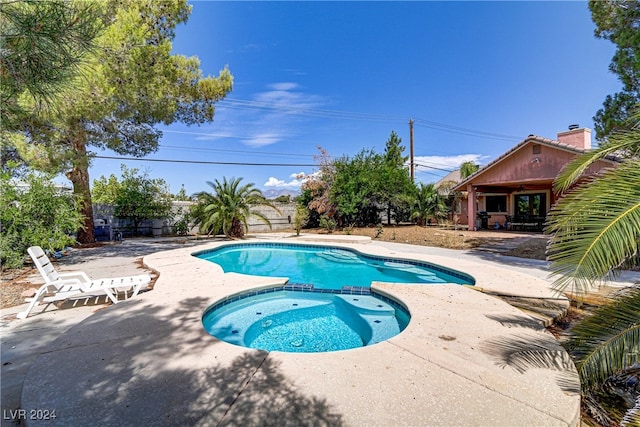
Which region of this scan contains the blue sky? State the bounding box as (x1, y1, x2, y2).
(89, 1, 621, 196)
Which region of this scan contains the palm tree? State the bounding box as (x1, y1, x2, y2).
(460, 161, 479, 179)
(410, 183, 447, 226)
(192, 177, 280, 238)
(546, 107, 640, 425)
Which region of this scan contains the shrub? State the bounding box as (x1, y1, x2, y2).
(112, 167, 173, 236)
(343, 223, 355, 235)
(319, 215, 337, 234)
(1, 172, 83, 268)
(293, 204, 309, 236)
(173, 214, 190, 236)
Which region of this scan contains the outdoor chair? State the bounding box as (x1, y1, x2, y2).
(17, 246, 151, 319)
(506, 215, 523, 231)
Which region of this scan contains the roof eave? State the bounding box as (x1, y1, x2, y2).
(451, 135, 620, 192)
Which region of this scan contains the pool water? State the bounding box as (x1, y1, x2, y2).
(197, 243, 472, 290)
(198, 243, 472, 353)
(202, 290, 410, 352)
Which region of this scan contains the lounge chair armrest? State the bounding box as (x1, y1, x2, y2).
(50, 277, 84, 288)
(57, 271, 92, 282)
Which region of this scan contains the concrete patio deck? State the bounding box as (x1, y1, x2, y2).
(1, 235, 599, 426)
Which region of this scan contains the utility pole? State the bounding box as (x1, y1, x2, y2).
(409, 118, 415, 181)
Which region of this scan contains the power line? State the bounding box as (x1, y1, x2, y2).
(94, 155, 456, 174)
(94, 155, 316, 167)
(414, 162, 454, 173)
(219, 98, 407, 123)
(416, 170, 446, 178)
(217, 97, 524, 142)
(104, 95, 513, 169)
(160, 144, 315, 159)
(412, 120, 521, 142)
(160, 129, 318, 151)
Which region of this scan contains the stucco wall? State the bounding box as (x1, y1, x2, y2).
(470, 143, 612, 186)
(246, 203, 297, 232)
(475, 144, 572, 185)
(93, 201, 298, 239)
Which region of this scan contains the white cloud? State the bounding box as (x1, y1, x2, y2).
(163, 129, 236, 140)
(281, 69, 307, 76)
(413, 154, 489, 171)
(289, 171, 306, 179)
(264, 176, 304, 189)
(262, 156, 490, 190)
(255, 82, 323, 113)
(193, 81, 326, 148)
(263, 171, 315, 189)
(267, 82, 299, 92)
(245, 132, 285, 148)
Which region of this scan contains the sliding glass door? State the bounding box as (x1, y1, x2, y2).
(515, 193, 546, 217)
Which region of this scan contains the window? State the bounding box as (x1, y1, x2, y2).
(485, 195, 507, 212)
(532, 144, 541, 154)
(515, 193, 547, 217)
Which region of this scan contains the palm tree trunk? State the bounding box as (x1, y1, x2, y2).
(230, 218, 244, 238)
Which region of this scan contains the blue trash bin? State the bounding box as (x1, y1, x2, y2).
(94, 224, 111, 242)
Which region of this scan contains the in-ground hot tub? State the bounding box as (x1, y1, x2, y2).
(202, 289, 410, 353)
(196, 242, 474, 353)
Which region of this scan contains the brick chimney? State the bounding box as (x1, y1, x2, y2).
(557, 125, 591, 150)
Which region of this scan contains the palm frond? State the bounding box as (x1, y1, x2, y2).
(480, 334, 574, 373)
(567, 290, 640, 391)
(554, 133, 637, 194)
(555, 108, 640, 193)
(191, 176, 279, 237)
(621, 396, 640, 427)
(546, 160, 640, 294)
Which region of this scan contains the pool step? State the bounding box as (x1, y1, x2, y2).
(316, 250, 365, 264)
(383, 261, 436, 276)
(336, 295, 396, 316)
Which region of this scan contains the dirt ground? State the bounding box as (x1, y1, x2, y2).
(0, 225, 547, 309)
(320, 224, 548, 258)
(0, 242, 115, 309)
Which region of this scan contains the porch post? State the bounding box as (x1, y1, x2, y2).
(467, 184, 477, 231)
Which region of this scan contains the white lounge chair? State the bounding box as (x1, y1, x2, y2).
(17, 246, 151, 319)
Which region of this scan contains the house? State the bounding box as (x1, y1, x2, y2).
(12, 181, 73, 194)
(451, 126, 619, 230)
(435, 169, 462, 196)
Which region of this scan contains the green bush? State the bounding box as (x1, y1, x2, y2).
(319, 215, 336, 234)
(112, 166, 173, 236)
(173, 215, 190, 236)
(293, 204, 309, 236)
(1, 172, 83, 268)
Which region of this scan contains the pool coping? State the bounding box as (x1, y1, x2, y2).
(202, 287, 409, 352)
(193, 241, 476, 286)
(19, 238, 581, 426)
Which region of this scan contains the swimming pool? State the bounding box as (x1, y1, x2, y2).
(202, 289, 410, 352)
(196, 242, 474, 290)
(197, 242, 472, 353)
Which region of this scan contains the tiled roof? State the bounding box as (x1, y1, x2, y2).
(434, 169, 462, 195)
(435, 169, 461, 187)
(452, 134, 621, 191)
